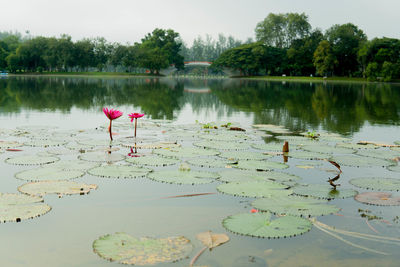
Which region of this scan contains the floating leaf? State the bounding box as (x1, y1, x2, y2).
(285, 151, 329, 160)
(188, 158, 234, 168)
(252, 124, 292, 134)
(78, 152, 125, 162)
(15, 167, 85, 181)
(153, 147, 219, 158)
(218, 170, 301, 183)
(88, 165, 151, 179)
(349, 177, 400, 191)
(388, 165, 400, 172)
(147, 170, 218, 185)
(93, 233, 192, 265)
(236, 160, 288, 171)
(0, 193, 51, 223)
(301, 145, 355, 154)
(126, 155, 179, 166)
(50, 160, 99, 171)
(199, 132, 249, 142)
(196, 231, 229, 249)
(130, 142, 181, 149)
(292, 184, 358, 199)
(251, 143, 283, 152)
(5, 155, 59, 165)
(355, 192, 400, 206)
(23, 139, 67, 147)
(252, 195, 340, 217)
(0, 141, 23, 149)
(222, 212, 312, 238)
(337, 142, 378, 150)
(330, 155, 393, 167)
(356, 149, 400, 160)
(217, 181, 291, 198)
(77, 139, 119, 147)
(194, 140, 249, 150)
(18, 180, 97, 196)
(218, 151, 271, 161)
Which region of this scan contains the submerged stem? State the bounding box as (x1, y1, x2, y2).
(189, 246, 207, 267)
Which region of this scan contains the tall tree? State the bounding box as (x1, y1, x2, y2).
(313, 40, 337, 76)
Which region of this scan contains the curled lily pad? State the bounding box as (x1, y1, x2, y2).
(126, 155, 179, 166)
(0, 193, 51, 223)
(301, 145, 355, 154)
(355, 192, 400, 206)
(187, 158, 234, 168)
(147, 170, 218, 185)
(88, 165, 152, 179)
(330, 155, 393, 168)
(217, 181, 291, 198)
(15, 167, 85, 181)
(251, 195, 340, 217)
(222, 212, 312, 238)
(5, 155, 59, 165)
(194, 140, 249, 150)
(78, 152, 125, 162)
(236, 160, 288, 171)
(292, 184, 358, 199)
(218, 170, 301, 183)
(93, 232, 192, 265)
(153, 147, 219, 158)
(218, 151, 271, 161)
(18, 180, 97, 196)
(349, 177, 400, 191)
(196, 231, 229, 249)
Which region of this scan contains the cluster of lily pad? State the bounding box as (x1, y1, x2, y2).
(1, 120, 400, 264)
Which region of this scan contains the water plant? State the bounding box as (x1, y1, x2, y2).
(128, 112, 145, 138)
(103, 108, 123, 141)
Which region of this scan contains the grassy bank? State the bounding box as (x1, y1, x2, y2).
(244, 76, 368, 83)
(8, 72, 161, 77)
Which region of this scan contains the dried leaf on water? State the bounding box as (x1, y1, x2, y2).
(196, 231, 229, 249)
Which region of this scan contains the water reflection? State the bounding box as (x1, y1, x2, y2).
(1, 76, 399, 134)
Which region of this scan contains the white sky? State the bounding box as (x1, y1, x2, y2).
(0, 0, 398, 45)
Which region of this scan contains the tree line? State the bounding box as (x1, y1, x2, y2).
(212, 13, 400, 81)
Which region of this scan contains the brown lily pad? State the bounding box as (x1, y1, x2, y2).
(196, 231, 229, 249)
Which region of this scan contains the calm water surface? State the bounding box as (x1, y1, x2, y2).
(0, 76, 399, 267)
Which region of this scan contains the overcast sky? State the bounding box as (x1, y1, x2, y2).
(0, 0, 398, 45)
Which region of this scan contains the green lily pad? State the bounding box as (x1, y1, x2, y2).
(77, 139, 119, 147)
(275, 135, 321, 146)
(251, 143, 284, 152)
(23, 139, 67, 147)
(285, 151, 329, 160)
(330, 155, 394, 167)
(217, 181, 291, 198)
(218, 151, 271, 161)
(78, 152, 125, 162)
(126, 155, 179, 166)
(236, 160, 288, 171)
(187, 158, 234, 168)
(0, 193, 51, 223)
(301, 145, 355, 154)
(349, 177, 400, 191)
(153, 147, 219, 158)
(50, 160, 99, 171)
(252, 124, 292, 134)
(65, 142, 95, 151)
(337, 142, 378, 150)
(388, 165, 400, 172)
(199, 132, 250, 142)
(147, 170, 218, 185)
(18, 181, 97, 196)
(292, 184, 358, 199)
(88, 165, 152, 179)
(129, 142, 181, 150)
(218, 170, 301, 183)
(5, 155, 60, 165)
(252, 195, 340, 217)
(356, 149, 400, 160)
(93, 232, 192, 265)
(194, 140, 249, 150)
(355, 192, 400, 206)
(15, 167, 85, 181)
(222, 212, 312, 238)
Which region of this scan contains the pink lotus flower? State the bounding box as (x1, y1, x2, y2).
(103, 107, 123, 141)
(128, 112, 145, 137)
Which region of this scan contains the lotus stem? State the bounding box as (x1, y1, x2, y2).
(134, 118, 137, 137)
(108, 120, 113, 141)
(189, 246, 207, 267)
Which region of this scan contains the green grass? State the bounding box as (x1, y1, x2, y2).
(244, 75, 369, 83)
(10, 71, 161, 77)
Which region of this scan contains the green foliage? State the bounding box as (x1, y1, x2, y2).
(313, 40, 337, 76)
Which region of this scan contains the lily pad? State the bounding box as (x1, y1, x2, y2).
(252, 124, 292, 134)
(93, 232, 192, 265)
(388, 165, 400, 172)
(18, 181, 97, 196)
(356, 149, 399, 160)
(147, 170, 218, 185)
(153, 147, 219, 158)
(301, 145, 355, 154)
(251, 143, 284, 152)
(349, 177, 400, 191)
(196, 231, 229, 249)
(330, 155, 393, 167)
(218, 151, 271, 161)
(292, 184, 358, 199)
(218, 170, 301, 183)
(199, 132, 250, 142)
(354, 192, 400, 206)
(126, 155, 179, 166)
(252, 195, 340, 217)
(187, 158, 234, 168)
(23, 139, 67, 147)
(0, 141, 23, 149)
(217, 181, 291, 198)
(15, 167, 85, 181)
(194, 140, 249, 150)
(50, 160, 99, 171)
(0, 193, 51, 223)
(236, 160, 288, 171)
(78, 152, 125, 162)
(88, 165, 152, 179)
(5, 155, 59, 165)
(285, 151, 329, 160)
(222, 212, 312, 238)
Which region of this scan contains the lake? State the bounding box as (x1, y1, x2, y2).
(0, 76, 399, 267)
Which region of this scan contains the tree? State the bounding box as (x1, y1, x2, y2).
(313, 40, 337, 76)
(255, 13, 311, 48)
(325, 23, 367, 76)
